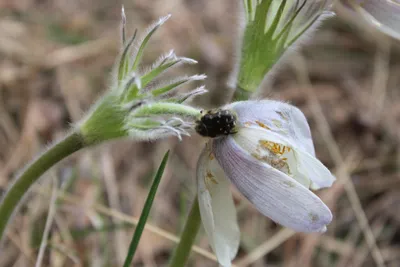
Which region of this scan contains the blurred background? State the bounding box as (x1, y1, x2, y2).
(1, 0, 400, 266)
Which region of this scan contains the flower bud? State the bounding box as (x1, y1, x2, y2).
(231, 0, 332, 96)
(79, 10, 205, 145)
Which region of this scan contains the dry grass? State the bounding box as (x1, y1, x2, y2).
(1, 1, 400, 266)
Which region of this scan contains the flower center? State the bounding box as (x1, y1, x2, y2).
(252, 140, 293, 176)
(195, 109, 237, 138)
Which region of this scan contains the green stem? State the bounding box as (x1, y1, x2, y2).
(233, 86, 253, 101)
(133, 103, 201, 119)
(169, 198, 201, 267)
(0, 131, 86, 241)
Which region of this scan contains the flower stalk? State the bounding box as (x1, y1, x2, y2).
(169, 198, 202, 267)
(0, 131, 86, 241)
(0, 10, 205, 246)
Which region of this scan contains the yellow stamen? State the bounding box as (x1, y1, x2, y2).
(255, 120, 271, 130)
(204, 170, 218, 193)
(259, 140, 289, 156)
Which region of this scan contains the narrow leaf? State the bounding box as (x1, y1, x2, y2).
(166, 85, 208, 104)
(265, 0, 287, 38)
(254, 0, 273, 26)
(273, 0, 307, 43)
(141, 60, 180, 87)
(118, 30, 138, 83)
(151, 75, 206, 97)
(141, 56, 198, 89)
(123, 56, 198, 102)
(122, 150, 170, 267)
(121, 5, 127, 45)
(131, 14, 171, 72)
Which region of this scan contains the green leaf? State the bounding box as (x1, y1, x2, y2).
(122, 150, 170, 267)
(151, 75, 206, 97)
(234, 0, 324, 95)
(151, 79, 188, 97)
(123, 59, 179, 102)
(245, 0, 253, 20)
(265, 0, 287, 38)
(131, 102, 201, 118)
(143, 61, 178, 85)
(130, 14, 171, 73)
(118, 30, 138, 83)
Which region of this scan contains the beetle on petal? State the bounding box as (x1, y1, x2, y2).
(195, 100, 335, 267)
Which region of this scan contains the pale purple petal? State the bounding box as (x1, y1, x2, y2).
(296, 149, 336, 190)
(213, 136, 332, 233)
(197, 143, 240, 267)
(227, 100, 315, 155)
(335, 0, 400, 40)
(233, 127, 312, 188)
(358, 0, 400, 39)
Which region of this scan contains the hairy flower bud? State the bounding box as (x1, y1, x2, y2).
(79, 10, 205, 145)
(231, 0, 332, 97)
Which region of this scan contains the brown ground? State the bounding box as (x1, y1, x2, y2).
(0, 1, 400, 266)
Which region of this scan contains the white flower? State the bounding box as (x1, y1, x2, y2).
(196, 100, 335, 267)
(335, 0, 400, 40)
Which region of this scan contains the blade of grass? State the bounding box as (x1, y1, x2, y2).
(35, 175, 58, 267)
(34, 186, 224, 264)
(122, 150, 170, 267)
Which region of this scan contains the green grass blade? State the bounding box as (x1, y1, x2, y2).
(122, 150, 170, 267)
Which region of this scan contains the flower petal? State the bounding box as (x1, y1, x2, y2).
(296, 149, 336, 190)
(227, 100, 315, 155)
(213, 136, 332, 233)
(234, 126, 312, 188)
(335, 0, 400, 40)
(197, 143, 240, 267)
(234, 126, 335, 191)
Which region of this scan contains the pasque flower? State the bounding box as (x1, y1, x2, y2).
(195, 100, 335, 266)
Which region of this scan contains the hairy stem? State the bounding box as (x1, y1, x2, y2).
(0, 132, 86, 241)
(169, 198, 201, 267)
